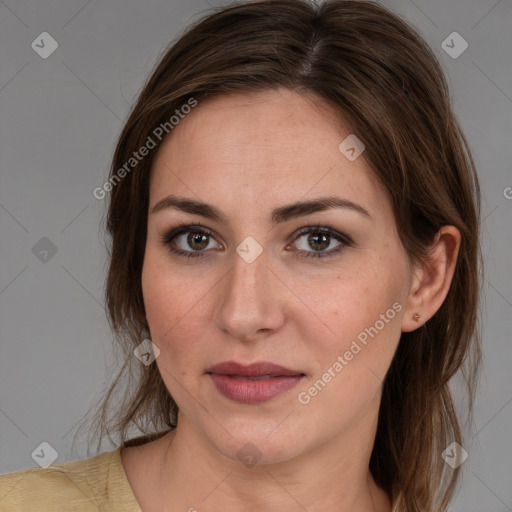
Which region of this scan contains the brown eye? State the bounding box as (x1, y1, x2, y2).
(160, 224, 221, 259)
(289, 225, 353, 259)
(186, 232, 210, 251)
(306, 232, 331, 251)
(160, 223, 352, 260)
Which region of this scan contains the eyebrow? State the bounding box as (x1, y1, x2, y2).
(150, 194, 372, 224)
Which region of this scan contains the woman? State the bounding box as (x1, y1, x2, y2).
(0, 0, 482, 511)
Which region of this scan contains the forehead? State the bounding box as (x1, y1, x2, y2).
(149, 88, 390, 219)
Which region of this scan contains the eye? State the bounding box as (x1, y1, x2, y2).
(159, 223, 220, 259)
(287, 224, 353, 259)
(159, 222, 353, 260)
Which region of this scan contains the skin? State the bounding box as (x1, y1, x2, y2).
(120, 88, 461, 512)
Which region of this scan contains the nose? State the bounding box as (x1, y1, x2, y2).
(213, 245, 286, 342)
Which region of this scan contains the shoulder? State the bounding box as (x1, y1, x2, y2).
(0, 447, 139, 512)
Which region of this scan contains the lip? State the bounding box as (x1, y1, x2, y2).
(207, 361, 303, 377)
(207, 361, 305, 404)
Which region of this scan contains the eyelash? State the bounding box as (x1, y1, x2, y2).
(159, 222, 353, 260)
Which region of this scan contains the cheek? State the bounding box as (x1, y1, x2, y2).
(295, 252, 405, 379)
(294, 281, 403, 420)
(141, 250, 206, 369)
(142, 264, 209, 405)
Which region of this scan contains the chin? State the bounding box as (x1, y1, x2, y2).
(207, 426, 308, 468)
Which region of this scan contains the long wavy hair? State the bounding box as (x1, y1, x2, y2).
(75, 1, 482, 510)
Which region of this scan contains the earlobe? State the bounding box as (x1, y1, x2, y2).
(401, 225, 461, 333)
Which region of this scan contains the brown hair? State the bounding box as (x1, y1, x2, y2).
(77, 1, 482, 510)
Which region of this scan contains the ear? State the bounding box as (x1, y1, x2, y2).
(401, 225, 461, 332)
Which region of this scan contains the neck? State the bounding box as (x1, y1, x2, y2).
(152, 399, 391, 512)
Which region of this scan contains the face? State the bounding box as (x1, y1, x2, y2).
(142, 88, 414, 465)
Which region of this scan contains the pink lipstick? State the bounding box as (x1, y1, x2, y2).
(207, 361, 304, 404)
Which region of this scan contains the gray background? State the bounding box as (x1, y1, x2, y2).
(0, 0, 511, 510)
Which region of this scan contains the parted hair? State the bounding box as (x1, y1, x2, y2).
(76, 1, 482, 510)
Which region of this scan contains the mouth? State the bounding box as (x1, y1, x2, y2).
(206, 361, 305, 404)
(227, 375, 281, 380)
(206, 360, 305, 378)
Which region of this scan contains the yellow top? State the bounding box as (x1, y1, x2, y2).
(1, 431, 401, 511)
(0, 432, 167, 512)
